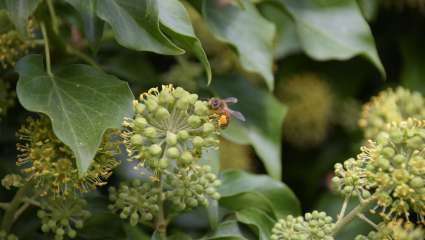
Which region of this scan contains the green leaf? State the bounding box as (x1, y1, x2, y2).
(202, 0, 276, 90)
(64, 0, 104, 52)
(401, 38, 425, 94)
(16, 54, 134, 173)
(206, 220, 255, 240)
(95, 0, 184, 55)
(124, 224, 150, 240)
(157, 0, 211, 84)
(219, 170, 301, 218)
(1, 0, 41, 36)
(211, 75, 286, 179)
(273, 0, 385, 77)
(259, 3, 301, 59)
(236, 208, 274, 240)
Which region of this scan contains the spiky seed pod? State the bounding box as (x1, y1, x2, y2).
(335, 119, 425, 222)
(271, 211, 335, 240)
(165, 164, 221, 211)
(1, 174, 23, 190)
(276, 73, 333, 147)
(16, 116, 120, 196)
(359, 87, 425, 140)
(122, 85, 219, 173)
(38, 196, 90, 240)
(355, 219, 425, 240)
(108, 180, 160, 225)
(0, 13, 35, 69)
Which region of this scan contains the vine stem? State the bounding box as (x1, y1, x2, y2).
(337, 195, 350, 222)
(0, 202, 10, 210)
(357, 213, 379, 231)
(1, 182, 31, 232)
(40, 22, 53, 77)
(332, 199, 373, 236)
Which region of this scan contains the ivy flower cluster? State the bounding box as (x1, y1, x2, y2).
(37, 196, 91, 240)
(359, 87, 425, 139)
(334, 119, 425, 221)
(114, 85, 221, 226)
(0, 14, 35, 69)
(271, 211, 335, 240)
(0, 231, 17, 240)
(16, 116, 120, 196)
(355, 219, 425, 240)
(276, 73, 333, 147)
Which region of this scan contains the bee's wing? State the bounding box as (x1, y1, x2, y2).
(228, 109, 246, 122)
(223, 97, 238, 104)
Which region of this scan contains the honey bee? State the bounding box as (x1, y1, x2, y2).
(208, 97, 246, 128)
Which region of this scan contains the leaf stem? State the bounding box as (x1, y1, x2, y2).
(66, 46, 102, 71)
(1, 182, 31, 232)
(337, 195, 350, 221)
(155, 174, 167, 240)
(46, 0, 59, 34)
(40, 22, 53, 77)
(332, 199, 372, 236)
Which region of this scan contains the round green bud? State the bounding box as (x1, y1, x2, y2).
(143, 213, 153, 221)
(188, 198, 198, 207)
(194, 101, 209, 116)
(181, 151, 193, 164)
(166, 147, 180, 158)
(158, 91, 174, 104)
(130, 134, 144, 145)
(211, 192, 221, 200)
(166, 132, 177, 145)
(187, 94, 198, 104)
(75, 220, 84, 229)
(188, 115, 201, 128)
(175, 97, 190, 110)
(203, 122, 215, 133)
(192, 136, 204, 148)
(145, 98, 158, 112)
(68, 229, 77, 239)
(144, 127, 157, 138)
(148, 144, 162, 156)
(382, 147, 395, 158)
(410, 177, 424, 188)
(177, 130, 189, 141)
(172, 87, 189, 98)
(407, 136, 423, 149)
(159, 158, 169, 169)
(155, 107, 170, 120)
(130, 212, 139, 226)
(37, 210, 46, 218)
(135, 103, 146, 114)
(60, 218, 69, 226)
(134, 117, 148, 129)
(41, 224, 50, 232)
(56, 228, 65, 236)
(48, 220, 56, 228)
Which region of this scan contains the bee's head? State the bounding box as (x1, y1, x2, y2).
(208, 98, 222, 109)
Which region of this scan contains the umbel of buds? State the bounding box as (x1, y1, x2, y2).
(37, 196, 91, 240)
(16, 116, 120, 196)
(333, 118, 425, 222)
(114, 85, 222, 226)
(122, 85, 219, 172)
(359, 87, 425, 139)
(108, 180, 160, 226)
(271, 211, 335, 240)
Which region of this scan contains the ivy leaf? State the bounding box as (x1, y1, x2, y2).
(16, 55, 134, 173)
(236, 208, 274, 240)
(212, 75, 286, 179)
(64, 0, 104, 52)
(273, 0, 385, 77)
(206, 220, 256, 240)
(95, 0, 184, 55)
(203, 0, 276, 90)
(157, 0, 212, 84)
(219, 170, 301, 218)
(1, 0, 41, 37)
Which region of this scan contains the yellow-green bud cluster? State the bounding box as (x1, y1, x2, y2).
(0, 80, 15, 118)
(271, 211, 335, 240)
(355, 219, 425, 240)
(37, 196, 90, 240)
(0, 230, 17, 240)
(1, 174, 23, 190)
(108, 180, 160, 225)
(359, 87, 425, 140)
(165, 165, 221, 211)
(0, 14, 35, 69)
(276, 73, 333, 147)
(122, 85, 219, 172)
(16, 117, 120, 196)
(335, 119, 425, 222)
